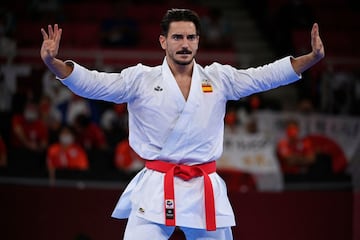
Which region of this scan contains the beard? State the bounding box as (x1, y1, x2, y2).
(170, 49, 196, 66)
(174, 57, 194, 65)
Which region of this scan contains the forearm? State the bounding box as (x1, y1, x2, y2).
(44, 57, 73, 79)
(290, 52, 323, 75)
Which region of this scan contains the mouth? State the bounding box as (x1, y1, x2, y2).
(176, 50, 192, 55)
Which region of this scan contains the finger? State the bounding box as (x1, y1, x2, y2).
(48, 24, 54, 39)
(55, 28, 62, 47)
(54, 24, 59, 36)
(41, 28, 49, 40)
(314, 23, 321, 40)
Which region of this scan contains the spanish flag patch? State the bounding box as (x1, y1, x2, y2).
(202, 79, 213, 93)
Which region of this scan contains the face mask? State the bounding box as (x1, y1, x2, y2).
(59, 134, 74, 145)
(24, 109, 38, 121)
(286, 125, 299, 139)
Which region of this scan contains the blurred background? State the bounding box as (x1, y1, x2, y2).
(0, 0, 359, 239)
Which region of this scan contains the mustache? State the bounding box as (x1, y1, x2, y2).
(176, 49, 192, 54)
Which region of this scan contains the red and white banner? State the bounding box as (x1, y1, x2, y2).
(218, 111, 360, 191)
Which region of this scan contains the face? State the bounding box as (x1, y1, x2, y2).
(286, 124, 299, 140)
(159, 21, 199, 66)
(59, 128, 74, 146)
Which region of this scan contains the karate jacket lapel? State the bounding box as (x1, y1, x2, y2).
(158, 59, 202, 159)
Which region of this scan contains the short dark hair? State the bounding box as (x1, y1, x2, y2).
(160, 9, 201, 37)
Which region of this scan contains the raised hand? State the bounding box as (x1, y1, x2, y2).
(310, 23, 325, 60)
(40, 24, 62, 65)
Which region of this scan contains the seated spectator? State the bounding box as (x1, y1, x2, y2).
(11, 101, 48, 152)
(276, 119, 316, 180)
(39, 94, 62, 144)
(42, 70, 72, 107)
(10, 101, 48, 175)
(72, 113, 108, 151)
(57, 93, 100, 126)
(224, 106, 238, 134)
(47, 126, 89, 183)
(114, 138, 144, 175)
(100, 103, 128, 148)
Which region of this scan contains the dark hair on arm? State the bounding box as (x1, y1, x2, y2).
(160, 8, 201, 37)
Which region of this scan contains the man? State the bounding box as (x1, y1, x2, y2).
(276, 119, 316, 175)
(40, 8, 324, 240)
(47, 125, 89, 184)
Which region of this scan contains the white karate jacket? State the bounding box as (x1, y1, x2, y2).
(60, 56, 300, 229)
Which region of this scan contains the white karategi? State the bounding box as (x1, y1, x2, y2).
(59, 56, 300, 237)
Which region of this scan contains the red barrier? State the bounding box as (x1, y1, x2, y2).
(354, 192, 360, 240)
(0, 184, 353, 240)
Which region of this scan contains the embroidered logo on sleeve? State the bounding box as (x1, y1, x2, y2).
(201, 79, 213, 93)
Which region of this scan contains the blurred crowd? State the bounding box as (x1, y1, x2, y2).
(0, 0, 358, 187)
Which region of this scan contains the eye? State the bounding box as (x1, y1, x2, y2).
(172, 34, 183, 40)
(187, 35, 198, 41)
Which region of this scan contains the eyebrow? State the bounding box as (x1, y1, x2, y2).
(171, 34, 198, 39)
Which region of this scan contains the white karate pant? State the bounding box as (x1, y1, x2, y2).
(123, 208, 233, 240)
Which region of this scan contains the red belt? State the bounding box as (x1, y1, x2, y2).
(145, 160, 217, 231)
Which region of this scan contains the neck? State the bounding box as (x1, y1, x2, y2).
(166, 56, 194, 78)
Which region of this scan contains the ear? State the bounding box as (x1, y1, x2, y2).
(159, 35, 167, 50)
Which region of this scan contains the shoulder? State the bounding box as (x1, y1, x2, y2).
(48, 143, 61, 152)
(201, 62, 237, 78)
(120, 64, 162, 89)
(123, 63, 161, 77)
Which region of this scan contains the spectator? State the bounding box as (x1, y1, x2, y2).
(72, 113, 108, 150)
(10, 101, 48, 175)
(47, 125, 89, 183)
(39, 94, 62, 144)
(100, 103, 128, 148)
(114, 138, 144, 175)
(276, 119, 315, 179)
(42, 70, 72, 107)
(57, 92, 100, 126)
(11, 101, 48, 152)
(224, 106, 238, 134)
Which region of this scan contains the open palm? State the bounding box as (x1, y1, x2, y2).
(311, 23, 325, 60)
(40, 24, 62, 64)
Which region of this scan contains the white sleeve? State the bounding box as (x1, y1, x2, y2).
(57, 61, 143, 103)
(209, 56, 301, 100)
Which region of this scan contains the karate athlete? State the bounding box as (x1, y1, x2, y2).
(40, 8, 324, 240)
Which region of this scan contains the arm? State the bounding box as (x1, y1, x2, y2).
(291, 23, 325, 75)
(40, 24, 73, 79)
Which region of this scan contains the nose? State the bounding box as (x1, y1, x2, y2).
(180, 38, 190, 48)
